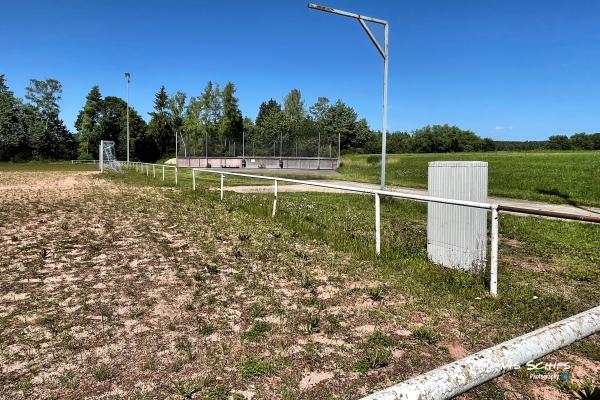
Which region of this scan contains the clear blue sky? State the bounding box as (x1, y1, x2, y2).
(2, 0, 598, 140)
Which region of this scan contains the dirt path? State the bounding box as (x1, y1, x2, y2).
(224, 179, 600, 219)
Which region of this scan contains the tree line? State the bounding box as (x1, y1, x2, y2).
(2, 73, 599, 162)
(0, 75, 77, 161)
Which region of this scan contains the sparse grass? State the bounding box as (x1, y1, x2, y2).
(241, 320, 271, 341)
(239, 357, 272, 380)
(354, 347, 392, 373)
(412, 326, 440, 344)
(93, 363, 112, 381)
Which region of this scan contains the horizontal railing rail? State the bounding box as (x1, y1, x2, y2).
(360, 305, 600, 400)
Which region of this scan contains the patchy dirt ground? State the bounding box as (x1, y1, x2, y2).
(0, 169, 597, 399)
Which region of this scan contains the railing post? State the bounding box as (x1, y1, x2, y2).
(162, 165, 165, 181)
(375, 193, 381, 255)
(192, 169, 196, 191)
(490, 206, 499, 297)
(175, 167, 178, 185)
(272, 179, 278, 217)
(220, 173, 224, 200)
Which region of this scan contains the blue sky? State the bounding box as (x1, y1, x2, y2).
(1, 0, 599, 140)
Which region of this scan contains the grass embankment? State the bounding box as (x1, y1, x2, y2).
(1, 162, 598, 399)
(337, 151, 600, 207)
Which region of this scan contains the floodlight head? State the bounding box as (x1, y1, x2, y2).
(308, 3, 333, 12)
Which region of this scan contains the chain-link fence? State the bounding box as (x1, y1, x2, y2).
(176, 132, 340, 160)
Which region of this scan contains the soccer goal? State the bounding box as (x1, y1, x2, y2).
(99, 140, 123, 173)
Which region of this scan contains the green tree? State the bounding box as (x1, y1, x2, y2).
(387, 131, 411, 153)
(570, 133, 593, 150)
(169, 91, 187, 157)
(0, 75, 31, 160)
(199, 81, 222, 154)
(322, 100, 358, 150)
(254, 99, 283, 154)
(183, 96, 203, 156)
(75, 85, 103, 159)
(308, 97, 330, 123)
(25, 78, 77, 159)
(546, 135, 572, 150)
(148, 86, 173, 159)
(220, 82, 243, 152)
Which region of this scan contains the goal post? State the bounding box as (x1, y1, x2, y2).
(99, 140, 123, 173)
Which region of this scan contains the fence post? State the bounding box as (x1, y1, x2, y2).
(175, 167, 178, 185)
(490, 206, 499, 297)
(146, 164, 149, 176)
(153, 164, 156, 178)
(272, 179, 278, 217)
(220, 173, 224, 200)
(375, 194, 381, 255)
(192, 169, 196, 191)
(162, 165, 165, 181)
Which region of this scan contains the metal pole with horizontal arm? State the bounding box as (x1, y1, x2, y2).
(308, 3, 389, 189)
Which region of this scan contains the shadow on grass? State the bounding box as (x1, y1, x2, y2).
(536, 188, 600, 215)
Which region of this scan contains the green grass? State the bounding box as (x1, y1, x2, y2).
(0, 160, 97, 172)
(337, 151, 600, 207)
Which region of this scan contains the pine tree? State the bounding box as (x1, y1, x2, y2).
(75, 85, 103, 159)
(148, 86, 173, 159)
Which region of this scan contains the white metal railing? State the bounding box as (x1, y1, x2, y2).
(114, 163, 500, 295)
(190, 168, 500, 296)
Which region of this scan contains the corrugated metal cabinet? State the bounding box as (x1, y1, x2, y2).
(427, 161, 488, 272)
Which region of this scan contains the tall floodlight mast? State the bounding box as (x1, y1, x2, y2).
(124, 72, 131, 163)
(307, 3, 389, 189)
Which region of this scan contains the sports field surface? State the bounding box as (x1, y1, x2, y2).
(337, 151, 600, 207)
(1, 163, 598, 399)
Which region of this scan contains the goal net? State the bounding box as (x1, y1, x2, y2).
(99, 140, 123, 173)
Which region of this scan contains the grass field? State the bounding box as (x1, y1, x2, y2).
(337, 151, 600, 207)
(1, 162, 599, 399)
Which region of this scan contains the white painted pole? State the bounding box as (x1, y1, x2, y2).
(99, 141, 104, 173)
(360, 305, 600, 400)
(146, 164, 148, 176)
(375, 193, 381, 255)
(272, 179, 278, 217)
(153, 164, 155, 178)
(490, 206, 499, 297)
(175, 167, 178, 185)
(220, 173, 224, 200)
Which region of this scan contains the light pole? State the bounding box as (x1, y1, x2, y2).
(308, 3, 389, 189)
(124, 72, 131, 163)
